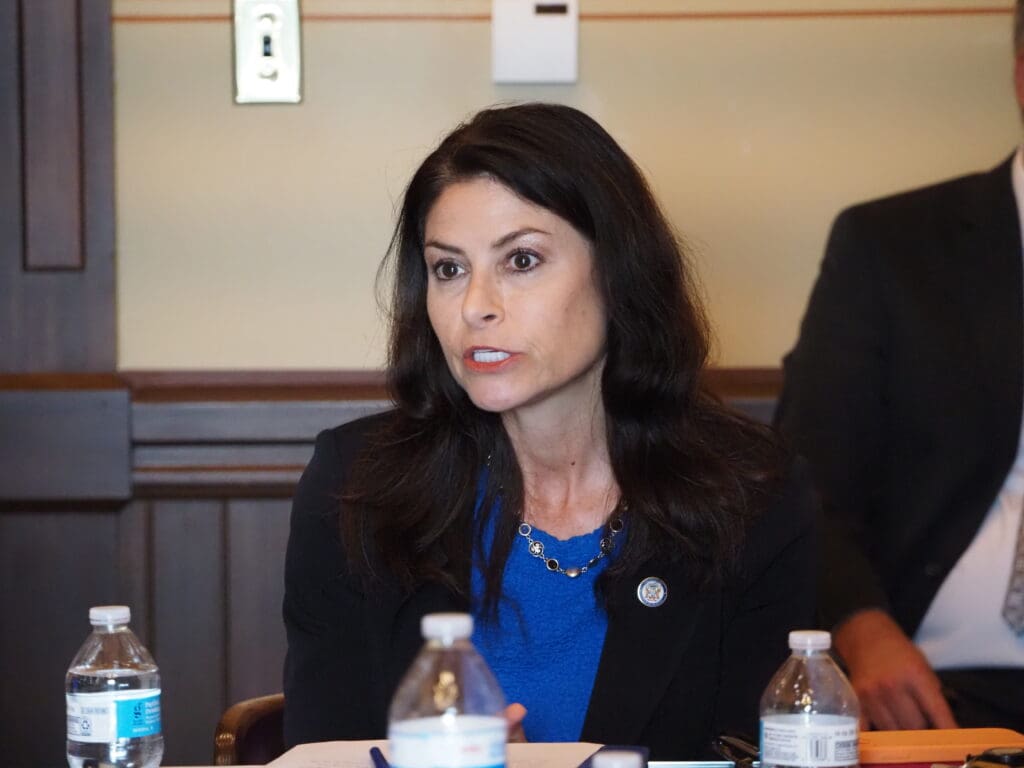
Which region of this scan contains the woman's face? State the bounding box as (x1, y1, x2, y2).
(423, 176, 607, 417)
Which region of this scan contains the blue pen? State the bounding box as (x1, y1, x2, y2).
(370, 746, 391, 768)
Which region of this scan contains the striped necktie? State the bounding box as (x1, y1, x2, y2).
(1003, 504, 1024, 633)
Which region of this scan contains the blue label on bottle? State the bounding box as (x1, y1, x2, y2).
(115, 693, 161, 739)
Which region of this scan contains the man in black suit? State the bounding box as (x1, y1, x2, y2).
(776, 2, 1024, 731)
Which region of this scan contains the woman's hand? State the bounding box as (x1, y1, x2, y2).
(504, 703, 528, 742)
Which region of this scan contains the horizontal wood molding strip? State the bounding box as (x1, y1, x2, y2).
(0, 368, 783, 400)
(134, 444, 315, 468)
(120, 369, 780, 493)
(0, 369, 780, 497)
(122, 369, 390, 401)
(121, 367, 782, 401)
(132, 468, 304, 496)
(0, 373, 126, 390)
(580, 7, 1011, 20)
(112, 6, 1013, 23)
(21, 0, 83, 270)
(130, 397, 389, 494)
(702, 367, 783, 398)
(131, 400, 390, 443)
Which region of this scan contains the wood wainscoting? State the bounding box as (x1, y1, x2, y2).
(0, 369, 779, 766)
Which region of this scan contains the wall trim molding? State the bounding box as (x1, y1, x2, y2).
(0, 373, 126, 390)
(0, 368, 782, 497)
(1, 367, 784, 400)
(111, 6, 1013, 24)
(121, 369, 388, 401)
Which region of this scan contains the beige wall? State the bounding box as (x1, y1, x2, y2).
(113, 0, 1021, 369)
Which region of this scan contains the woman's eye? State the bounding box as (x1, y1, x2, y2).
(432, 261, 464, 280)
(509, 250, 540, 271)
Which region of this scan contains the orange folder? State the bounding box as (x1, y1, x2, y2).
(861, 728, 1024, 767)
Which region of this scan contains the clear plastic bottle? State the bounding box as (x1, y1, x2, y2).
(66, 606, 163, 768)
(591, 751, 645, 768)
(760, 630, 860, 768)
(388, 613, 507, 768)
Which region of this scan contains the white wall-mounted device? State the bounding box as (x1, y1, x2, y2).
(233, 0, 302, 104)
(492, 1, 578, 84)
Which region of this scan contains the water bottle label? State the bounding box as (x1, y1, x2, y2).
(67, 689, 161, 743)
(389, 715, 506, 768)
(760, 714, 858, 768)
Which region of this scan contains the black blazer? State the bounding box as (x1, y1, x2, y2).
(776, 156, 1023, 635)
(283, 412, 817, 759)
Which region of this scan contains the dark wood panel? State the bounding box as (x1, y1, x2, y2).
(0, 367, 782, 767)
(131, 399, 388, 495)
(0, 497, 291, 767)
(728, 396, 777, 425)
(21, 0, 82, 270)
(0, 507, 121, 768)
(0, 389, 131, 500)
(226, 499, 291, 704)
(0, 0, 114, 371)
(132, 400, 389, 443)
(0, 373, 777, 501)
(0, 1, 23, 359)
(118, 500, 153, 646)
(79, 0, 115, 283)
(151, 500, 226, 766)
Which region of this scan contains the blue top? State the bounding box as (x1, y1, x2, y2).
(471, 518, 612, 742)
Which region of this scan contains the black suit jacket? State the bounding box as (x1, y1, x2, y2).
(776, 156, 1023, 635)
(283, 412, 816, 758)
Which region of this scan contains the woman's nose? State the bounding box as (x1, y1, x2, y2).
(461, 272, 503, 327)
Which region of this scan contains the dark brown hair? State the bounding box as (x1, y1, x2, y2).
(342, 103, 783, 612)
(1016, 0, 1024, 54)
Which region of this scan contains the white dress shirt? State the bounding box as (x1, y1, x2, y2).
(913, 146, 1024, 669)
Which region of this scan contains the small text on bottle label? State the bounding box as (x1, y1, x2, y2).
(389, 715, 505, 768)
(67, 689, 161, 743)
(760, 714, 858, 768)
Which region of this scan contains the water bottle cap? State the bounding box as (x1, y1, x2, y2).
(89, 605, 131, 625)
(421, 613, 473, 641)
(789, 629, 831, 650)
(591, 752, 645, 768)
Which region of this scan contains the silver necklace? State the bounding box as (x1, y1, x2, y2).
(517, 514, 624, 579)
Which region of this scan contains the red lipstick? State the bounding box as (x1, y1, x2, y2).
(463, 347, 520, 373)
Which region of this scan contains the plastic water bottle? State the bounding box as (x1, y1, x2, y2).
(760, 630, 859, 768)
(66, 606, 163, 768)
(591, 752, 645, 768)
(388, 613, 506, 768)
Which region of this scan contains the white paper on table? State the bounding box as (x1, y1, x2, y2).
(267, 740, 603, 768)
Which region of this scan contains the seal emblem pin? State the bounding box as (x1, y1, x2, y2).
(637, 576, 668, 607)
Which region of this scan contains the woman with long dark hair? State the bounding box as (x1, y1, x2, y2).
(283, 103, 815, 758)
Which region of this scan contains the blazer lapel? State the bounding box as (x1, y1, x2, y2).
(950, 157, 1023, 467)
(363, 578, 467, 732)
(580, 557, 706, 743)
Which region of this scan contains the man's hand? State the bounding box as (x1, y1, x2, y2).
(834, 609, 957, 730)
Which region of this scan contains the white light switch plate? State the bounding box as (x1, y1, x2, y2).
(492, 0, 578, 84)
(234, 0, 302, 104)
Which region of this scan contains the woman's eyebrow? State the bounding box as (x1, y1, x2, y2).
(491, 227, 550, 249)
(425, 227, 551, 255)
(423, 239, 463, 254)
